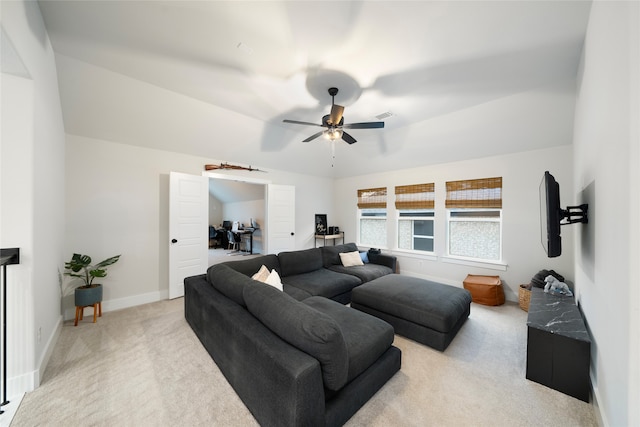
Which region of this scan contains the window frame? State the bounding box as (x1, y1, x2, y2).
(444, 177, 503, 263)
(397, 209, 435, 253)
(358, 208, 388, 248)
(394, 183, 435, 254)
(446, 207, 503, 262)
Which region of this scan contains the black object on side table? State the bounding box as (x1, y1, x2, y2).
(526, 287, 591, 402)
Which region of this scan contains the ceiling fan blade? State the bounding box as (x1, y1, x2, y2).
(329, 105, 344, 126)
(342, 121, 385, 129)
(341, 131, 357, 145)
(303, 131, 325, 142)
(283, 119, 324, 127)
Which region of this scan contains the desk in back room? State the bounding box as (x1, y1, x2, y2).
(237, 228, 256, 254)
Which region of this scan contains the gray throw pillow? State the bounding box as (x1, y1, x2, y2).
(243, 281, 349, 391)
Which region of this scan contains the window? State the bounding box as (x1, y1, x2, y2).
(358, 187, 387, 247)
(446, 177, 502, 261)
(396, 184, 435, 252)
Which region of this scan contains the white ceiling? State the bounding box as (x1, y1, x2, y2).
(208, 178, 265, 204)
(38, 0, 592, 178)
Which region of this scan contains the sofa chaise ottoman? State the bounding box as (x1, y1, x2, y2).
(351, 274, 472, 351)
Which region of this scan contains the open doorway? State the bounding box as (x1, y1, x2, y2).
(205, 173, 269, 265)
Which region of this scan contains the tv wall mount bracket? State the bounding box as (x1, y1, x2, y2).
(560, 204, 589, 225)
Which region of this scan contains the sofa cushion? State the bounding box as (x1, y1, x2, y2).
(222, 254, 281, 277)
(321, 243, 359, 268)
(243, 281, 349, 391)
(327, 263, 394, 283)
(303, 296, 395, 383)
(278, 248, 323, 277)
(352, 274, 472, 333)
(281, 269, 361, 300)
(206, 263, 257, 307)
(282, 284, 313, 301)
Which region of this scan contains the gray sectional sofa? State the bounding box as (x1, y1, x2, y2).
(184, 243, 400, 427)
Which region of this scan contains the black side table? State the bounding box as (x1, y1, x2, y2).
(526, 287, 591, 402)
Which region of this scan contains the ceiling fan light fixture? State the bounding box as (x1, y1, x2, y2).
(282, 86, 384, 144)
(325, 128, 343, 140)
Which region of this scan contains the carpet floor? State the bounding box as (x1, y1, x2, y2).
(12, 297, 597, 426)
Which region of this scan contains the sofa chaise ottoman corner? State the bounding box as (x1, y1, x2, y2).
(351, 274, 472, 351)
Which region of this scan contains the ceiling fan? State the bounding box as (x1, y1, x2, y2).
(283, 87, 384, 144)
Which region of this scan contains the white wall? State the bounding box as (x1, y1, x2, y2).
(224, 198, 264, 228)
(64, 134, 333, 316)
(333, 146, 575, 300)
(573, 2, 640, 426)
(0, 0, 66, 394)
(208, 195, 223, 227)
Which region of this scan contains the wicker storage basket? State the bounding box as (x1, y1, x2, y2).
(519, 284, 532, 312)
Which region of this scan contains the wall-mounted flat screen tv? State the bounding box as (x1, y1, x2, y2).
(540, 171, 562, 257)
(539, 171, 589, 258)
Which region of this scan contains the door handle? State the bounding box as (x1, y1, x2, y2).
(171, 239, 178, 244)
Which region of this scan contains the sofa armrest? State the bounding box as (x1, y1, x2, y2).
(368, 253, 397, 272)
(184, 275, 325, 427)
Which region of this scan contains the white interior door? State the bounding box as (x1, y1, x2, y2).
(266, 184, 295, 254)
(169, 172, 208, 299)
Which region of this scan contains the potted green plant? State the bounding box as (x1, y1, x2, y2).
(64, 253, 120, 308)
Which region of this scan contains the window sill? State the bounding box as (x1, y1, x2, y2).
(389, 249, 438, 262)
(441, 256, 508, 271)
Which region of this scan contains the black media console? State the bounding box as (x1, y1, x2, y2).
(526, 287, 591, 402)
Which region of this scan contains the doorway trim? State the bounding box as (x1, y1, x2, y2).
(203, 171, 272, 186)
(204, 172, 272, 254)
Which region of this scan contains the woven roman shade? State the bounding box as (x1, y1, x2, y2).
(395, 183, 435, 209)
(445, 177, 502, 208)
(357, 187, 387, 209)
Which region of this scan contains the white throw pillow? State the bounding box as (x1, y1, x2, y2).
(264, 269, 284, 291)
(339, 251, 364, 267)
(251, 265, 270, 282)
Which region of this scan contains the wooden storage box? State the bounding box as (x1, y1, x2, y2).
(463, 274, 505, 306)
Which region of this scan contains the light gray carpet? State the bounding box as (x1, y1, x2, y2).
(12, 298, 597, 426)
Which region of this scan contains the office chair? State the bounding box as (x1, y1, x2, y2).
(209, 226, 218, 248)
(227, 230, 242, 252)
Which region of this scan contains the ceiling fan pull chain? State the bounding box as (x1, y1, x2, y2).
(331, 140, 336, 167)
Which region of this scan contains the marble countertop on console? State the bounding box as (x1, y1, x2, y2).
(526, 288, 591, 342)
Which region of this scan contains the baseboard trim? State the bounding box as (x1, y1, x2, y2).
(63, 290, 169, 321)
(590, 375, 607, 427)
(0, 393, 24, 427)
(36, 315, 63, 387)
